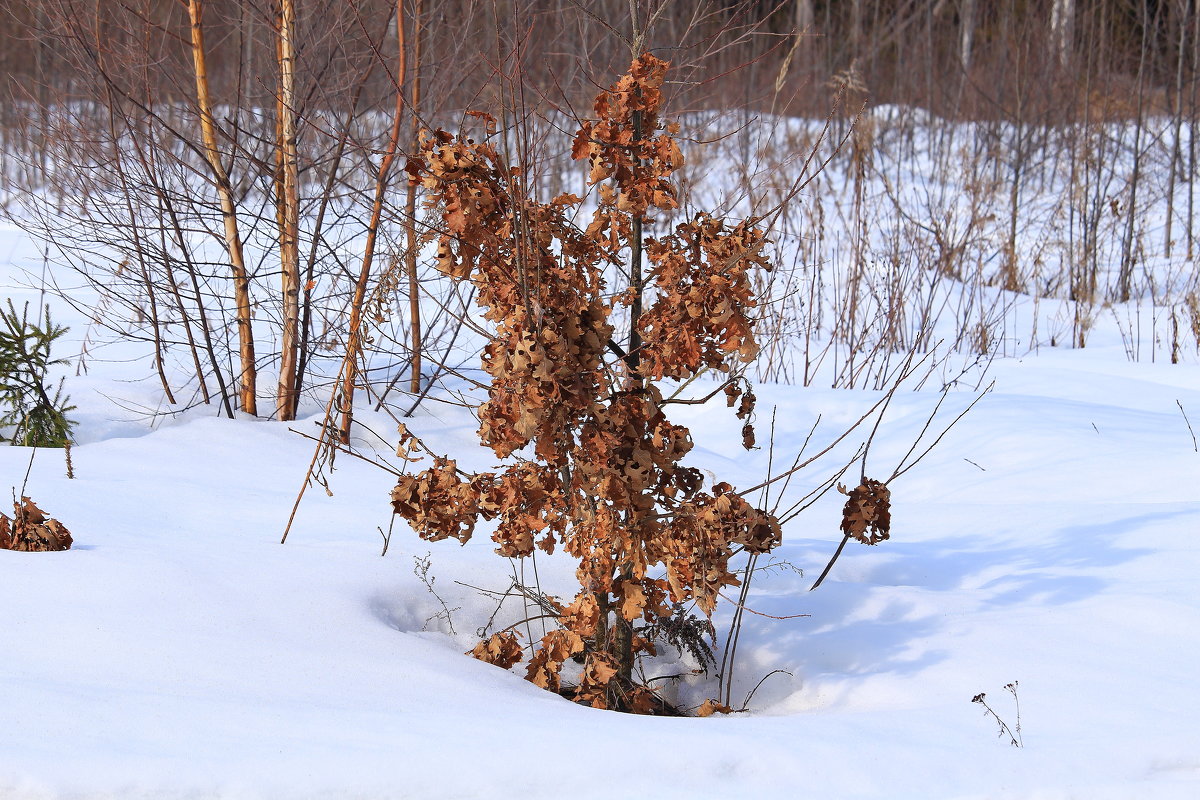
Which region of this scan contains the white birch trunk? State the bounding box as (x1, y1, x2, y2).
(1051, 0, 1075, 68)
(960, 0, 976, 71)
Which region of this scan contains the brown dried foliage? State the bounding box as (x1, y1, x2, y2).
(470, 631, 524, 670)
(640, 216, 768, 381)
(696, 698, 734, 717)
(391, 55, 780, 712)
(838, 479, 892, 545)
(0, 497, 73, 552)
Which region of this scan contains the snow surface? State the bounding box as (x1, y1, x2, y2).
(2, 212, 1200, 800)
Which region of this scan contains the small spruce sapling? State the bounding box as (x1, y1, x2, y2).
(0, 300, 76, 448)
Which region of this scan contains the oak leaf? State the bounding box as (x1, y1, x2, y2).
(618, 581, 648, 621)
(696, 699, 733, 717)
(470, 632, 524, 669)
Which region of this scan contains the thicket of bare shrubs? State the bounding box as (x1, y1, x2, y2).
(0, 1, 1194, 429)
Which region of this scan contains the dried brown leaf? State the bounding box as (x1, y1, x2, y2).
(696, 699, 733, 717)
(741, 422, 756, 450)
(470, 631, 524, 669)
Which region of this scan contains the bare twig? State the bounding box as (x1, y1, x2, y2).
(889, 383, 994, 483)
(740, 669, 792, 711)
(972, 682, 1024, 748)
(809, 533, 850, 592)
(1177, 400, 1198, 452)
(717, 591, 811, 620)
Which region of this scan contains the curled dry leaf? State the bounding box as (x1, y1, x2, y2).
(559, 591, 601, 635)
(464, 109, 498, 136)
(724, 382, 742, 408)
(741, 422, 756, 450)
(617, 580, 648, 621)
(659, 486, 782, 614)
(582, 653, 618, 687)
(394, 422, 424, 462)
(736, 389, 756, 420)
(571, 54, 680, 215)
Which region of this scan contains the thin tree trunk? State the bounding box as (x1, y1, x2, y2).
(960, 0, 976, 73)
(277, 0, 302, 421)
(1165, 0, 1187, 257)
(339, 0, 408, 444)
(1051, 0, 1075, 69)
(1187, 0, 1198, 260)
(34, 1, 48, 179)
(109, 108, 175, 405)
(795, 0, 813, 33)
(1004, 4, 1025, 294)
(1119, 2, 1152, 303)
(132, 46, 213, 405)
(849, 0, 863, 62)
(160, 189, 236, 418)
(406, 0, 424, 395)
(93, 6, 175, 406)
(186, 0, 258, 416)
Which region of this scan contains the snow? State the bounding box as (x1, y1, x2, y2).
(3, 206, 1200, 796)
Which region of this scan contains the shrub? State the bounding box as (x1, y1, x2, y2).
(388, 55, 782, 712)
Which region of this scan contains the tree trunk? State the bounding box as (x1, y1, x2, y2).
(339, 0, 408, 443)
(1051, 0, 1075, 69)
(849, 0, 863, 62)
(187, 0, 257, 416)
(1188, 0, 1199, 259)
(407, 0, 424, 395)
(959, 0, 976, 72)
(1118, 2, 1152, 304)
(1164, 0, 1187, 257)
(276, 0, 302, 421)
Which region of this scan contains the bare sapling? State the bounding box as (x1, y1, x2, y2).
(339, 0, 411, 444)
(406, 0, 425, 395)
(186, 0, 258, 416)
(275, 0, 302, 421)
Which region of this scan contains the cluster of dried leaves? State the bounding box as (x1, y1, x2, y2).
(390, 55, 780, 712)
(838, 479, 891, 545)
(0, 496, 73, 552)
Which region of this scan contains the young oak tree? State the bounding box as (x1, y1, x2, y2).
(388, 55, 781, 712)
